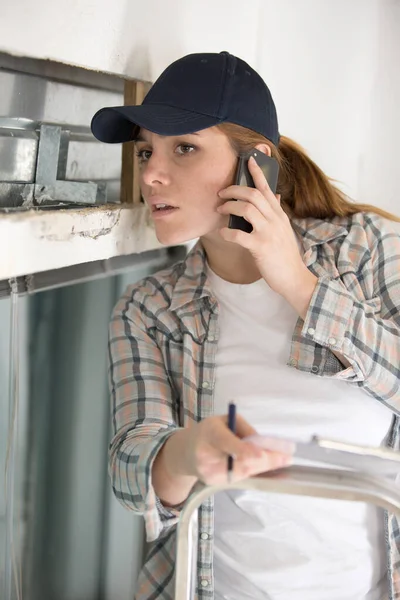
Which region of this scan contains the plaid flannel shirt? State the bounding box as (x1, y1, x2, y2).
(108, 211, 400, 600)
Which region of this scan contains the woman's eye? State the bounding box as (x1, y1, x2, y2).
(136, 149, 152, 162)
(176, 144, 195, 155)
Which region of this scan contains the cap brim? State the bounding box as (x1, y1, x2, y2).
(90, 104, 221, 143)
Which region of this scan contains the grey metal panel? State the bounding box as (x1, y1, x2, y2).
(0, 117, 118, 206)
(32, 123, 103, 204)
(14, 246, 184, 600)
(20, 282, 113, 600)
(0, 70, 123, 127)
(35, 125, 61, 185)
(0, 299, 10, 582)
(57, 131, 70, 180)
(0, 183, 34, 208)
(66, 141, 121, 182)
(34, 181, 98, 205)
(46, 281, 114, 600)
(0, 247, 185, 298)
(0, 70, 123, 199)
(0, 124, 121, 202)
(0, 295, 30, 600)
(0, 136, 37, 182)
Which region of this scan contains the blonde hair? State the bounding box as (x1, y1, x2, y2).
(218, 122, 400, 223)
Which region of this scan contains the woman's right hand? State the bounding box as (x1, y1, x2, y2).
(153, 413, 293, 508)
(181, 414, 292, 486)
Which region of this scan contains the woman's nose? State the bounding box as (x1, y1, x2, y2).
(141, 154, 171, 187)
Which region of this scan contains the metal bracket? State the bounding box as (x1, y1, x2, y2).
(34, 124, 106, 206)
(0, 118, 107, 208)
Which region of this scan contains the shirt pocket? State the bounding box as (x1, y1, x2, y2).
(361, 294, 382, 315)
(335, 258, 380, 312)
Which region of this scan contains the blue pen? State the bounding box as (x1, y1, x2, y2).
(227, 402, 237, 481)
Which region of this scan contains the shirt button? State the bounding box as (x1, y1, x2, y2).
(202, 381, 210, 389)
(328, 337, 337, 346)
(307, 327, 316, 335)
(200, 579, 210, 587)
(208, 335, 215, 342)
(200, 532, 209, 540)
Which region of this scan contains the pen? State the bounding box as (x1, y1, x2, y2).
(227, 402, 237, 482)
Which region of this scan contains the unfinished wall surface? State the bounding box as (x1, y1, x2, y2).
(0, 0, 398, 216)
(0, 0, 261, 81)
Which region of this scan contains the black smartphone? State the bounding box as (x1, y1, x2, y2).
(228, 149, 279, 233)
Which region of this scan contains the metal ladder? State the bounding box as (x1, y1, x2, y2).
(174, 465, 400, 599)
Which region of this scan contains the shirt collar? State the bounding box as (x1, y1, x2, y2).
(170, 217, 348, 312)
(169, 241, 213, 312)
(291, 216, 348, 253)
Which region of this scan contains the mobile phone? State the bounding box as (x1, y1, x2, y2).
(228, 149, 279, 233)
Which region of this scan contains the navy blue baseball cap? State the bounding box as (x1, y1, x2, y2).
(91, 51, 280, 146)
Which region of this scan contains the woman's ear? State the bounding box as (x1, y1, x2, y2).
(254, 143, 272, 157)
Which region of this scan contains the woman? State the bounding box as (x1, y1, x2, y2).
(91, 51, 400, 600)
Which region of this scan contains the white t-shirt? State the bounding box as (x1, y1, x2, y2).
(206, 255, 393, 600)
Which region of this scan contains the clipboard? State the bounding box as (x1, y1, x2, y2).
(245, 434, 400, 477)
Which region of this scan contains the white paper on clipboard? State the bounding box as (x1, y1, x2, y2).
(244, 434, 400, 477)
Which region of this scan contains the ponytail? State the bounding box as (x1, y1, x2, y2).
(218, 123, 400, 223)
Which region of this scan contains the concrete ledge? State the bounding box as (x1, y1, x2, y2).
(1, 204, 162, 279)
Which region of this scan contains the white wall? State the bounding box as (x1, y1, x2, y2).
(257, 0, 380, 200)
(256, 0, 400, 214)
(358, 0, 400, 214)
(0, 0, 262, 80)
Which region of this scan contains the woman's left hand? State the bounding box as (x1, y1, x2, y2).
(217, 155, 317, 304)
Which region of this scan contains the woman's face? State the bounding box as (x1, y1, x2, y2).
(136, 126, 238, 245)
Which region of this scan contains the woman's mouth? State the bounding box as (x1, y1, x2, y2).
(151, 204, 179, 218)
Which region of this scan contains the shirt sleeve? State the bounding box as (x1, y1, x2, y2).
(107, 285, 186, 543)
(301, 215, 400, 407)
